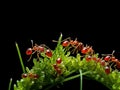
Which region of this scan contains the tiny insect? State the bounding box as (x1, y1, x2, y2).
(101, 50, 120, 70)
(81, 45, 94, 55)
(53, 37, 84, 54)
(26, 40, 52, 61)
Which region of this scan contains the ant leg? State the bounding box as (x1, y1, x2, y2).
(37, 52, 40, 61)
(109, 61, 115, 69)
(52, 37, 71, 43)
(32, 50, 37, 54)
(40, 44, 51, 50)
(27, 54, 33, 62)
(63, 37, 71, 41)
(71, 44, 79, 54)
(27, 51, 37, 62)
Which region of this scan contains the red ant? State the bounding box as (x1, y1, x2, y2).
(62, 37, 94, 55)
(26, 40, 52, 61)
(102, 50, 120, 70)
(53, 37, 84, 54)
(22, 73, 39, 79)
(81, 45, 94, 55)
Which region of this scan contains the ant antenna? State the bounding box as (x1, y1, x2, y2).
(101, 50, 115, 56)
(52, 40, 58, 42)
(31, 40, 33, 47)
(75, 37, 78, 41)
(112, 50, 115, 55)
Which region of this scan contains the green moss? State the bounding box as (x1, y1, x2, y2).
(11, 33, 120, 90)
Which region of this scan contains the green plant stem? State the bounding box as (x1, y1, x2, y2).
(15, 42, 25, 73)
(62, 71, 90, 83)
(79, 69, 82, 90)
(8, 78, 12, 90)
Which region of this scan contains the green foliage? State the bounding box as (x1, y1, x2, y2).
(12, 33, 120, 90)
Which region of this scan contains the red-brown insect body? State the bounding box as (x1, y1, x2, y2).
(116, 61, 120, 69)
(81, 47, 89, 54)
(56, 68, 62, 74)
(26, 41, 53, 61)
(33, 45, 38, 51)
(112, 58, 118, 63)
(33, 74, 39, 79)
(104, 55, 111, 61)
(33, 45, 44, 52)
(26, 73, 39, 79)
(22, 73, 28, 78)
(81, 46, 94, 55)
(53, 64, 59, 70)
(56, 58, 62, 64)
(38, 46, 44, 52)
(62, 38, 85, 54)
(100, 60, 106, 66)
(105, 66, 111, 74)
(62, 40, 69, 47)
(70, 40, 79, 46)
(26, 48, 33, 55)
(86, 55, 92, 62)
(45, 49, 52, 57)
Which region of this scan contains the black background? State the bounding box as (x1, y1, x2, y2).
(1, 5, 120, 90)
